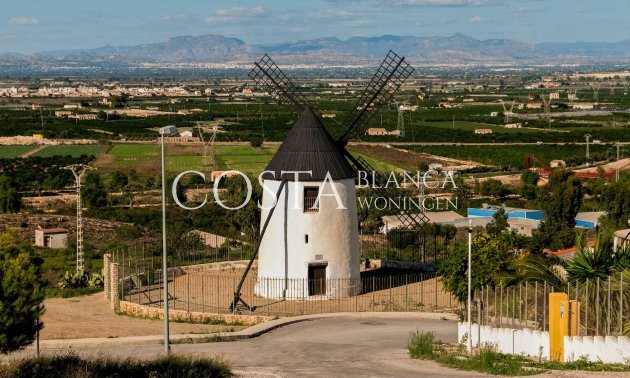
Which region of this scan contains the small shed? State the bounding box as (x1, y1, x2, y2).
(35, 228, 68, 249)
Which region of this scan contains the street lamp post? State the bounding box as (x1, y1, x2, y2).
(467, 219, 473, 353)
(159, 125, 178, 354)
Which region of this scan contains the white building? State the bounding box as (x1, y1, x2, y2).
(255, 107, 360, 299)
(35, 228, 68, 249)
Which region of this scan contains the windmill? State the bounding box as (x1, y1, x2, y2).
(197, 123, 218, 166)
(501, 100, 515, 124)
(230, 51, 424, 312)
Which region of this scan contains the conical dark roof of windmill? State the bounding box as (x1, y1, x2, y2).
(262, 106, 355, 181)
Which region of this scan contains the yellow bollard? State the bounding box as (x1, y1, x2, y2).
(549, 292, 569, 362)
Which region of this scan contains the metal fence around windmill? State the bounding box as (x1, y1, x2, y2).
(472, 274, 630, 337)
(106, 240, 461, 317)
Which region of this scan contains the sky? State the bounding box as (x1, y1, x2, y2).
(2, 0, 630, 54)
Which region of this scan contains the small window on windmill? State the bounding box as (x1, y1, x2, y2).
(303, 187, 319, 213)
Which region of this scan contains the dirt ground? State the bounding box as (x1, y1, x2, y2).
(40, 293, 245, 340)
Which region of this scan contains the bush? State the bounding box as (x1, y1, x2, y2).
(250, 136, 263, 148)
(407, 331, 435, 358)
(57, 269, 103, 289)
(0, 354, 232, 378)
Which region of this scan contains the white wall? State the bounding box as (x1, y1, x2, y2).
(255, 178, 360, 299)
(458, 322, 549, 359)
(458, 322, 630, 364)
(564, 335, 630, 364)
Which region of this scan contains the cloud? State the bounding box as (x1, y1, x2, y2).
(469, 16, 483, 22)
(162, 14, 189, 22)
(206, 6, 268, 25)
(396, 0, 500, 6)
(215, 7, 266, 17)
(343, 19, 373, 27)
(9, 17, 39, 25)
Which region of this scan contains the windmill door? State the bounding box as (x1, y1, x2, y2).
(308, 264, 327, 296)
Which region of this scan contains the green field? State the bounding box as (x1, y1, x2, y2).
(214, 145, 277, 174)
(93, 143, 409, 177)
(109, 144, 159, 158)
(0, 145, 37, 158)
(34, 144, 107, 158)
(105, 144, 159, 171)
(409, 144, 615, 169)
(166, 155, 204, 172)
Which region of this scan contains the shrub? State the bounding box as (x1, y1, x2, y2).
(407, 330, 435, 358)
(57, 270, 103, 289)
(0, 354, 232, 378)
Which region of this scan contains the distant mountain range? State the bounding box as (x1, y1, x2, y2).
(4, 33, 630, 65)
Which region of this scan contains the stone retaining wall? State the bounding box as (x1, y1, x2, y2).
(119, 301, 272, 326)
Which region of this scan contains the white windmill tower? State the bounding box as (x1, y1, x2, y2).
(255, 107, 360, 299)
(229, 51, 421, 310)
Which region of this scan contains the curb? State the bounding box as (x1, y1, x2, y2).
(32, 312, 457, 349)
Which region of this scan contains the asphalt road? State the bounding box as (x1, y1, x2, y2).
(29, 317, 486, 377)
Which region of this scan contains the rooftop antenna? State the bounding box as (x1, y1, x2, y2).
(63, 164, 94, 272)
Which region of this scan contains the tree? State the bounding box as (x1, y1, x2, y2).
(250, 136, 263, 148)
(0, 232, 45, 354)
(532, 170, 583, 253)
(82, 172, 108, 209)
(109, 171, 129, 191)
(600, 178, 630, 228)
(438, 232, 516, 302)
(486, 208, 509, 235)
(0, 176, 21, 213)
(478, 178, 509, 197)
(519, 167, 540, 197)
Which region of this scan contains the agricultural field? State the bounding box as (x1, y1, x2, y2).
(34, 144, 107, 158)
(423, 121, 541, 134)
(347, 145, 445, 172)
(214, 145, 277, 174)
(407, 144, 618, 170)
(0, 145, 37, 158)
(93, 143, 203, 175)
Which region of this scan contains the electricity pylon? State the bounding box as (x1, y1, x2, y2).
(63, 164, 94, 272)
